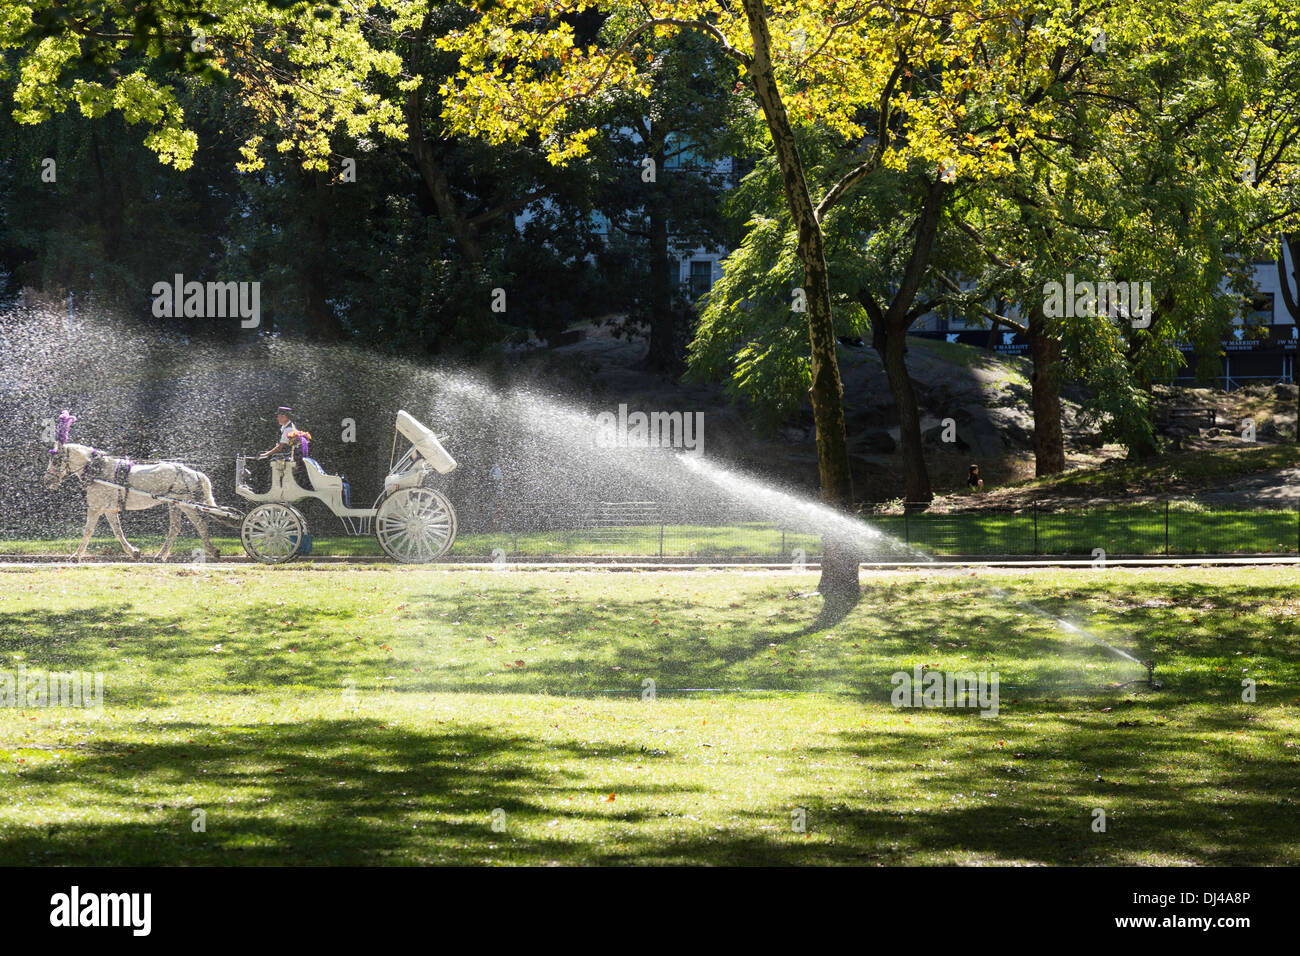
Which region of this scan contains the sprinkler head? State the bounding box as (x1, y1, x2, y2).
(1143, 659, 1160, 689)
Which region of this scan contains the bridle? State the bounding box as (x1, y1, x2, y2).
(46, 445, 73, 486)
(46, 445, 100, 487)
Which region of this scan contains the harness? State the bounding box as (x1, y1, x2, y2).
(164, 467, 200, 500)
(61, 444, 204, 511)
(74, 449, 100, 487)
(80, 450, 134, 509)
(112, 458, 134, 509)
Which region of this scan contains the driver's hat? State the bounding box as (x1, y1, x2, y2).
(275, 406, 293, 417)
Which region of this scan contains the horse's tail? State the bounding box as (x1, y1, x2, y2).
(198, 471, 218, 507)
(196, 472, 240, 527)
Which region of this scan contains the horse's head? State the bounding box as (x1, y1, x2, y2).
(44, 443, 88, 490)
(44, 443, 70, 489)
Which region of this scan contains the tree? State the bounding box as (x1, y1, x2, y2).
(1278, 234, 1300, 441)
(688, 140, 949, 502)
(924, 0, 1300, 467)
(2, 1, 616, 350)
(584, 30, 747, 371)
(433, 1, 1089, 606)
(683, 4, 1141, 497)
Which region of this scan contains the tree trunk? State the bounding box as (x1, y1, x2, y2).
(407, 94, 484, 267)
(1027, 314, 1067, 475)
(1276, 234, 1300, 443)
(875, 322, 931, 502)
(741, 0, 857, 609)
(1124, 288, 1174, 460)
(90, 127, 124, 264)
(857, 180, 946, 502)
(406, 18, 484, 269)
(645, 141, 675, 372)
(300, 170, 343, 341)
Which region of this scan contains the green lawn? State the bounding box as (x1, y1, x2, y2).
(3, 506, 1297, 558)
(867, 505, 1300, 556)
(0, 523, 823, 560)
(0, 565, 1296, 865)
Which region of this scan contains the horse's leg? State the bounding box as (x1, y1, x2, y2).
(181, 506, 219, 561)
(73, 508, 104, 562)
(105, 509, 141, 561)
(156, 504, 181, 561)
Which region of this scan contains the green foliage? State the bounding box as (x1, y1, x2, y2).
(688, 213, 807, 428)
(0, 2, 694, 354)
(2, 1, 412, 172)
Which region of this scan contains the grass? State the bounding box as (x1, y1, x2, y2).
(0, 523, 824, 560)
(4, 505, 1299, 558)
(906, 335, 1033, 387)
(991, 442, 1300, 501)
(866, 504, 1300, 555)
(0, 565, 1297, 865)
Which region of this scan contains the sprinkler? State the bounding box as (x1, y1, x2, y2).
(1117, 659, 1161, 690)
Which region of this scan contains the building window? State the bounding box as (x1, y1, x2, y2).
(1246, 293, 1274, 327)
(688, 260, 714, 298)
(665, 133, 704, 170)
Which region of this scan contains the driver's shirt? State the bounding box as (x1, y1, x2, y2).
(278, 421, 296, 456)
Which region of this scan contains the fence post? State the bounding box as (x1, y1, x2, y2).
(780, 530, 786, 561)
(1165, 500, 1170, 557)
(1033, 501, 1039, 556)
(512, 532, 518, 556)
(904, 506, 910, 546)
(659, 523, 664, 559)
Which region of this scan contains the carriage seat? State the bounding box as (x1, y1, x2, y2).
(301, 457, 351, 508)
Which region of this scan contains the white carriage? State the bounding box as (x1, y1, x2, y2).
(235, 410, 459, 564)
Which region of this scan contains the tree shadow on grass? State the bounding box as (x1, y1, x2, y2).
(1, 577, 1296, 864)
(779, 697, 1300, 866)
(0, 602, 379, 705)
(0, 717, 703, 866)
(4, 572, 1292, 704)
(401, 578, 1161, 698)
(3, 705, 1293, 865)
(0, 579, 1225, 702)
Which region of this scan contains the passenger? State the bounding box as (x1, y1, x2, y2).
(967, 463, 985, 492)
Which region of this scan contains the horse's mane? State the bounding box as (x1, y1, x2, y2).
(61, 443, 100, 469)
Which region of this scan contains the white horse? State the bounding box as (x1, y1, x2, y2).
(44, 442, 228, 562)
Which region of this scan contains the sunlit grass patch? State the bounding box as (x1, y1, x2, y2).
(0, 566, 1295, 865)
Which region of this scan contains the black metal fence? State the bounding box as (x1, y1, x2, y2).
(7, 498, 1299, 561)
(459, 499, 1300, 560)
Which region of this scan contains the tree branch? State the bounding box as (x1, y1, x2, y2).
(814, 56, 904, 222)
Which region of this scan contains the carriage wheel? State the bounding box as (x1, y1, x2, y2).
(241, 503, 308, 564)
(375, 488, 457, 563)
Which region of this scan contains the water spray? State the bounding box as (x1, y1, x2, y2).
(1117, 659, 1162, 690)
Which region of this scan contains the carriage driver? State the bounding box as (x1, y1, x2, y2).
(262, 406, 298, 462)
(241, 406, 308, 493)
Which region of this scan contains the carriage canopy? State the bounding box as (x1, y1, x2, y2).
(395, 410, 457, 474)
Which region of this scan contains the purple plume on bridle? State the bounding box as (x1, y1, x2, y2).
(56, 411, 77, 444)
